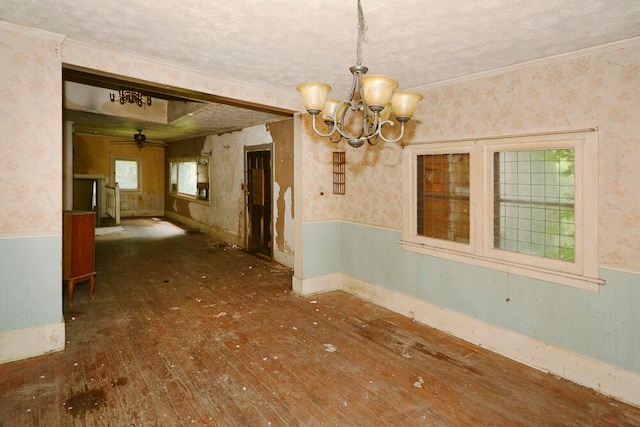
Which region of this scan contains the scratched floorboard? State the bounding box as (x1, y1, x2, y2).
(1, 217, 639, 426)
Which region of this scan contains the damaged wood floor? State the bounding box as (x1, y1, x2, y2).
(1, 218, 639, 426)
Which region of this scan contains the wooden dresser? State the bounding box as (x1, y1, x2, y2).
(63, 210, 96, 308)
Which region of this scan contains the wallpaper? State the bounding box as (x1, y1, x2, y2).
(0, 26, 63, 235)
(302, 43, 640, 272)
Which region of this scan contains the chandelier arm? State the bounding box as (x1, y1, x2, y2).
(329, 100, 365, 142)
(329, 132, 343, 144)
(347, 70, 359, 101)
(310, 113, 340, 138)
(363, 110, 378, 137)
(376, 120, 406, 144)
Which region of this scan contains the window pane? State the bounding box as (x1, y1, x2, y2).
(178, 161, 197, 195)
(170, 162, 178, 192)
(115, 159, 138, 190)
(416, 153, 470, 243)
(493, 149, 575, 261)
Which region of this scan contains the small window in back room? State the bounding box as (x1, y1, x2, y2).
(178, 160, 197, 196)
(114, 158, 140, 190)
(169, 157, 209, 200)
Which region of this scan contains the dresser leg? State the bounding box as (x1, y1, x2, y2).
(67, 279, 75, 309)
(89, 275, 95, 300)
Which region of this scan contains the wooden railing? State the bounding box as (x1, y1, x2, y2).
(105, 184, 120, 226)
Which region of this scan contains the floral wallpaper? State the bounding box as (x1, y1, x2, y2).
(302, 43, 640, 272)
(0, 25, 63, 235)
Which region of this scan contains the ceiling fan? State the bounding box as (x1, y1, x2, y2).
(109, 129, 165, 148)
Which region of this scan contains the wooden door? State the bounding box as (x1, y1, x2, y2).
(246, 148, 272, 257)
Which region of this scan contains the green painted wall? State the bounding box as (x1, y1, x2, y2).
(0, 236, 62, 332)
(301, 222, 341, 278)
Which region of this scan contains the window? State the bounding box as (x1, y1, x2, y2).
(169, 157, 209, 200)
(402, 131, 601, 291)
(493, 149, 575, 262)
(113, 158, 140, 191)
(416, 153, 470, 243)
(178, 161, 197, 196)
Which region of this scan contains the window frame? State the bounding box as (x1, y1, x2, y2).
(403, 141, 476, 255)
(169, 157, 210, 202)
(402, 130, 602, 291)
(112, 156, 141, 192)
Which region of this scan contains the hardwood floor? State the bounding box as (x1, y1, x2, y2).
(1, 217, 639, 426)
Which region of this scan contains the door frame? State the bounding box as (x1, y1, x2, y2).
(244, 143, 274, 258)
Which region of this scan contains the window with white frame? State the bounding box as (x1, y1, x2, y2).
(402, 131, 601, 291)
(113, 157, 141, 191)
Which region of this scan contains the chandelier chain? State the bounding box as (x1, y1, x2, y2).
(356, 0, 367, 66)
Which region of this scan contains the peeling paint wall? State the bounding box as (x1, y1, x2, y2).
(165, 120, 294, 268)
(74, 134, 165, 217)
(269, 120, 295, 267)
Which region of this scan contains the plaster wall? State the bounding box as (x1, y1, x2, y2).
(74, 134, 165, 217)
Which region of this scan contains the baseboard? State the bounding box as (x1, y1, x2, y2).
(120, 210, 164, 217)
(164, 211, 244, 247)
(296, 272, 640, 408)
(274, 250, 294, 270)
(292, 273, 342, 295)
(0, 321, 65, 364)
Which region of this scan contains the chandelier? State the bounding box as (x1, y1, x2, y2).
(296, 0, 423, 148)
(110, 87, 152, 107)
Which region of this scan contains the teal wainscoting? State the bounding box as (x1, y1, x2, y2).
(0, 235, 62, 332)
(301, 221, 342, 278)
(303, 221, 640, 375)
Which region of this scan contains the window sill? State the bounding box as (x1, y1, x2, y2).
(169, 193, 210, 205)
(400, 240, 604, 292)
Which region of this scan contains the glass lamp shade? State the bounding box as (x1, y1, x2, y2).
(391, 91, 423, 119)
(379, 103, 392, 121)
(321, 98, 344, 123)
(296, 82, 331, 113)
(368, 103, 392, 125)
(360, 75, 398, 110)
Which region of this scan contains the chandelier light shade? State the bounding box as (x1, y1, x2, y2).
(297, 0, 423, 148)
(359, 75, 398, 110)
(296, 82, 331, 113)
(391, 91, 424, 121)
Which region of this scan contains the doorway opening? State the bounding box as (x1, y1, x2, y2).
(245, 145, 273, 258)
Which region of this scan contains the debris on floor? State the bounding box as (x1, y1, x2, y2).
(323, 344, 337, 353)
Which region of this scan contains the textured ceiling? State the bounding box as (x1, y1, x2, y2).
(3, 0, 640, 141)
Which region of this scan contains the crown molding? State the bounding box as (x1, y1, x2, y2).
(412, 36, 640, 91)
(0, 20, 65, 42)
